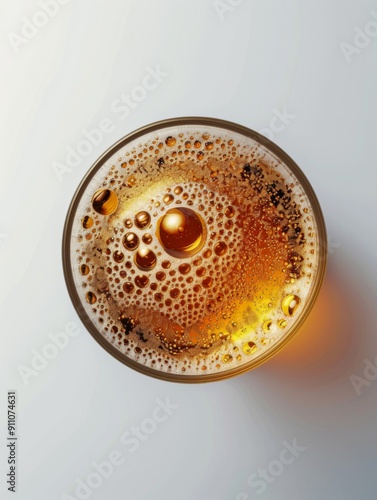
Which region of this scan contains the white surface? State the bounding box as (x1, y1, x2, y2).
(1, 1, 377, 499)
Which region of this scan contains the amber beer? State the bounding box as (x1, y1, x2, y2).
(63, 118, 326, 381)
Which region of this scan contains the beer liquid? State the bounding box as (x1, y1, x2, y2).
(71, 125, 318, 375)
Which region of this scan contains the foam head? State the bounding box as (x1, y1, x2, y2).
(64, 120, 326, 381)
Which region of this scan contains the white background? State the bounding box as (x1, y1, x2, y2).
(1, 0, 377, 499)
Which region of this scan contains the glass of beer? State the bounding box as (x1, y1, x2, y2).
(62, 118, 327, 382)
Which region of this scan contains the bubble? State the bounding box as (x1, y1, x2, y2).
(225, 206, 235, 218)
(156, 271, 166, 281)
(222, 354, 233, 363)
(202, 276, 213, 288)
(281, 294, 301, 316)
(125, 218, 133, 228)
(165, 136, 176, 147)
(174, 186, 183, 195)
(123, 282, 134, 293)
(205, 142, 214, 150)
(135, 275, 149, 288)
(92, 189, 118, 215)
(162, 260, 171, 269)
(170, 288, 180, 299)
(82, 216, 93, 229)
(113, 251, 124, 263)
(86, 291, 97, 304)
(123, 233, 139, 251)
(134, 248, 157, 271)
(142, 233, 153, 244)
(278, 319, 287, 328)
(127, 175, 136, 186)
(156, 207, 206, 258)
(179, 263, 191, 275)
(262, 320, 272, 332)
(80, 264, 89, 275)
(242, 342, 257, 355)
(135, 211, 151, 229)
(194, 140, 201, 148)
(214, 241, 227, 256)
(163, 194, 174, 205)
(196, 267, 206, 277)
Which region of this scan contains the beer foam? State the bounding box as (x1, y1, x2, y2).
(69, 124, 320, 377)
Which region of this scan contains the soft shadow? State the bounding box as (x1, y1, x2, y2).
(232, 255, 377, 415)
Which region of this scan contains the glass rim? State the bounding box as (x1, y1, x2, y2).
(62, 116, 327, 383)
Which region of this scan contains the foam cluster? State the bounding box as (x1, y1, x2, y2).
(70, 125, 319, 376)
